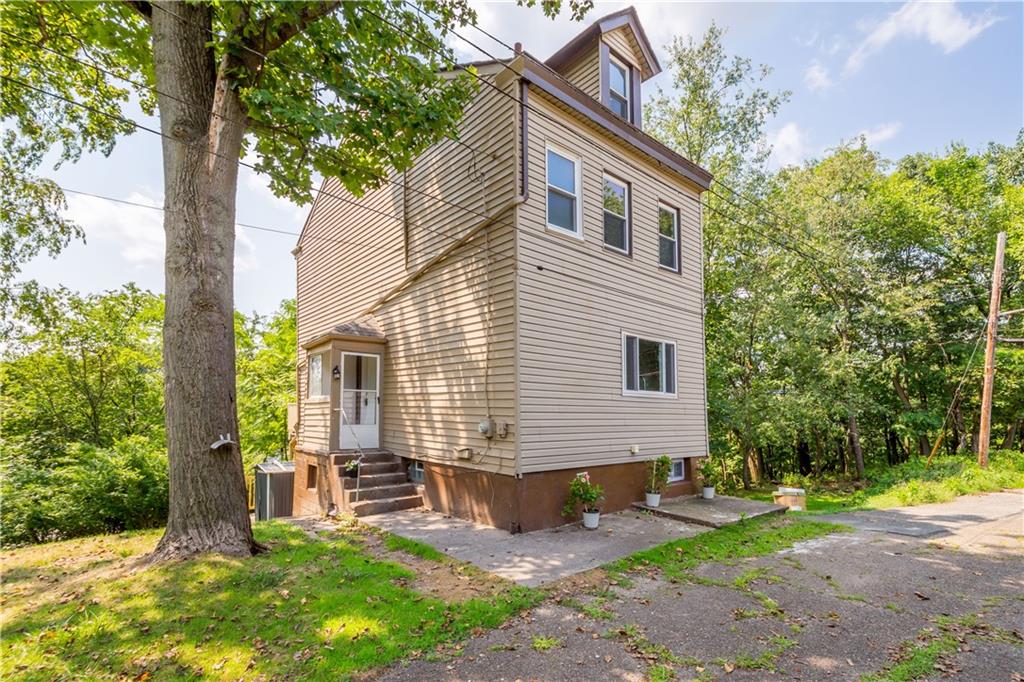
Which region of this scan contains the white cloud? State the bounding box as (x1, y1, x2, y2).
(767, 122, 812, 168)
(803, 61, 833, 91)
(858, 121, 903, 147)
(846, 1, 1000, 73)
(64, 190, 258, 272)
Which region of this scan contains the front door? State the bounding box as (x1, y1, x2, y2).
(339, 352, 380, 449)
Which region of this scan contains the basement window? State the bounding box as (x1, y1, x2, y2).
(408, 460, 425, 484)
(623, 334, 677, 396)
(306, 464, 318, 490)
(669, 458, 686, 482)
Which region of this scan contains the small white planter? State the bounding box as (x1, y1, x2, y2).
(582, 511, 601, 529)
(702, 486, 716, 500)
(645, 492, 662, 507)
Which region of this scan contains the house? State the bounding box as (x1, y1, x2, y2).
(291, 6, 712, 532)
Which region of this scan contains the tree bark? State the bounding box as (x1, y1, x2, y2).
(847, 409, 865, 481)
(150, 3, 261, 560)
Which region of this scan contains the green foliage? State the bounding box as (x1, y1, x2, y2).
(383, 534, 447, 562)
(1, 436, 169, 545)
(235, 299, 298, 468)
(645, 455, 673, 493)
(0, 521, 542, 679)
(605, 516, 846, 582)
(1, 287, 298, 543)
(562, 471, 605, 516)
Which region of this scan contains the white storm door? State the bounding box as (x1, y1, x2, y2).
(339, 352, 380, 449)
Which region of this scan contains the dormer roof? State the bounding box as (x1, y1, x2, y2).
(545, 6, 661, 81)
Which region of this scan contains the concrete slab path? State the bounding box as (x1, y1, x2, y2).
(632, 494, 787, 528)
(380, 496, 1024, 682)
(358, 507, 705, 587)
(818, 489, 1023, 545)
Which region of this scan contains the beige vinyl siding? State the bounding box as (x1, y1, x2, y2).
(603, 27, 645, 76)
(560, 46, 601, 102)
(295, 73, 518, 471)
(516, 89, 707, 474)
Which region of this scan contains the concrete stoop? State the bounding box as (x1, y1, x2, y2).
(632, 494, 787, 528)
(336, 449, 423, 517)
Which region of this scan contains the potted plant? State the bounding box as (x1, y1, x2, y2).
(562, 472, 605, 529)
(645, 455, 672, 507)
(699, 458, 716, 499)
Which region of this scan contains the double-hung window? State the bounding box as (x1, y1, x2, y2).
(307, 352, 327, 398)
(623, 334, 677, 396)
(608, 55, 631, 120)
(546, 146, 581, 236)
(602, 174, 630, 253)
(658, 203, 680, 272)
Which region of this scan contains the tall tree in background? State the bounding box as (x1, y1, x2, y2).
(644, 22, 789, 486)
(1, 0, 589, 559)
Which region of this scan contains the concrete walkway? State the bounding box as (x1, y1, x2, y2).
(633, 494, 787, 528)
(359, 507, 705, 586)
(819, 489, 1023, 549)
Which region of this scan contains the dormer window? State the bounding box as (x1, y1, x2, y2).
(607, 55, 630, 120)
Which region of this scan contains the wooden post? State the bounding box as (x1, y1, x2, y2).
(978, 231, 1007, 468)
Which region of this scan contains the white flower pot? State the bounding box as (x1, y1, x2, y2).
(645, 492, 661, 507)
(582, 511, 600, 529)
(702, 486, 715, 500)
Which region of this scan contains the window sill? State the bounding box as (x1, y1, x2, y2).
(306, 395, 330, 403)
(658, 264, 681, 274)
(603, 244, 632, 257)
(545, 224, 585, 241)
(622, 390, 678, 399)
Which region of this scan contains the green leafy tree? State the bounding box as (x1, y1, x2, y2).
(1, 0, 588, 558)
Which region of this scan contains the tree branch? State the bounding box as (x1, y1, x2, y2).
(123, 1, 152, 21)
(252, 1, 342, 56)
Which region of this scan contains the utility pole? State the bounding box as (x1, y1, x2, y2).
(977, 231, 1007, 468)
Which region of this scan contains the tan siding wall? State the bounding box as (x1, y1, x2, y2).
(517, 91, 707, 474)
(603, 28, 643, 70)
(560, 46, 601, 102)
(295, 76, 518, 471)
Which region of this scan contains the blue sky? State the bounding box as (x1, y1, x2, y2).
(21, 1, 1023, 315)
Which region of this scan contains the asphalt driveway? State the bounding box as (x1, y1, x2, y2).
(381, 491, 1024, 681)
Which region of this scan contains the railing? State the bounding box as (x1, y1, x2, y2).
(341, 389, 378, 426)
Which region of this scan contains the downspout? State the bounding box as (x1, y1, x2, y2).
(513, 66, 529, 484)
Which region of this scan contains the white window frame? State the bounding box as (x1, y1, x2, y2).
(669, 458, 686, 482)
(608, 54, 631, 121)
(622, 332, 678, 398)
(307, 352, 328, 401)
(658, 202, 680, 272)
(602, 173, 630, 254)
(545, 144, 583, 239)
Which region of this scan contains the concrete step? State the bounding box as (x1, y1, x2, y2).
(347, 483, 417, 502)
(344, 472, 406, 489)
(351, 495, 423, 517)
(359, 461, 402, 475)
(332, 449, 397, 465)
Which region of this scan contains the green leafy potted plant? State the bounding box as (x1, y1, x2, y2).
(699, 458, 716, 499)
(645, 455, 672, 507)
(562, 472, 605, 529)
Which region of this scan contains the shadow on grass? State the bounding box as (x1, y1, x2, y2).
(2, 522, 540, 681)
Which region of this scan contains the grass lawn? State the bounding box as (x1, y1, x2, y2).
(728, 450, 1024, 515)
(1, 520, 540, 681)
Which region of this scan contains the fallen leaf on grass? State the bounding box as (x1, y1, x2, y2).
(914, 592, 930, 600)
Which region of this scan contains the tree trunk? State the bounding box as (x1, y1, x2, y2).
(150, 4, 261, 560)
(892, 374, 931, 458)
(847, 409, 865, 481)
(797, 439, 812, 476)
(812, 429, 824, 477)
(1001, 418, 1019, 450)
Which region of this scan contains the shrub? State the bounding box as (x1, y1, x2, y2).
(645, 455, 672, 494)
(562, 472, 604, 516)
(1, 436, 168, 546)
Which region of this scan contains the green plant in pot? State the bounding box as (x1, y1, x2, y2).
(645, 455, 672, 508)
(562, 472, 605, 529)
(698, 457, 716, 499)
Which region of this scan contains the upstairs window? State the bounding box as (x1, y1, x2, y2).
(624, 334, 677, 396)
(608, 55, 631, 120)
(602, 175, 630, 253)
(658, 203, 680, 272)
(546, 146, 581, 236)
(307, 352, 327, 398)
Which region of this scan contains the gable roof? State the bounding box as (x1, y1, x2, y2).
(545, 6, 661, 81)
(302, 315, 386, 348)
